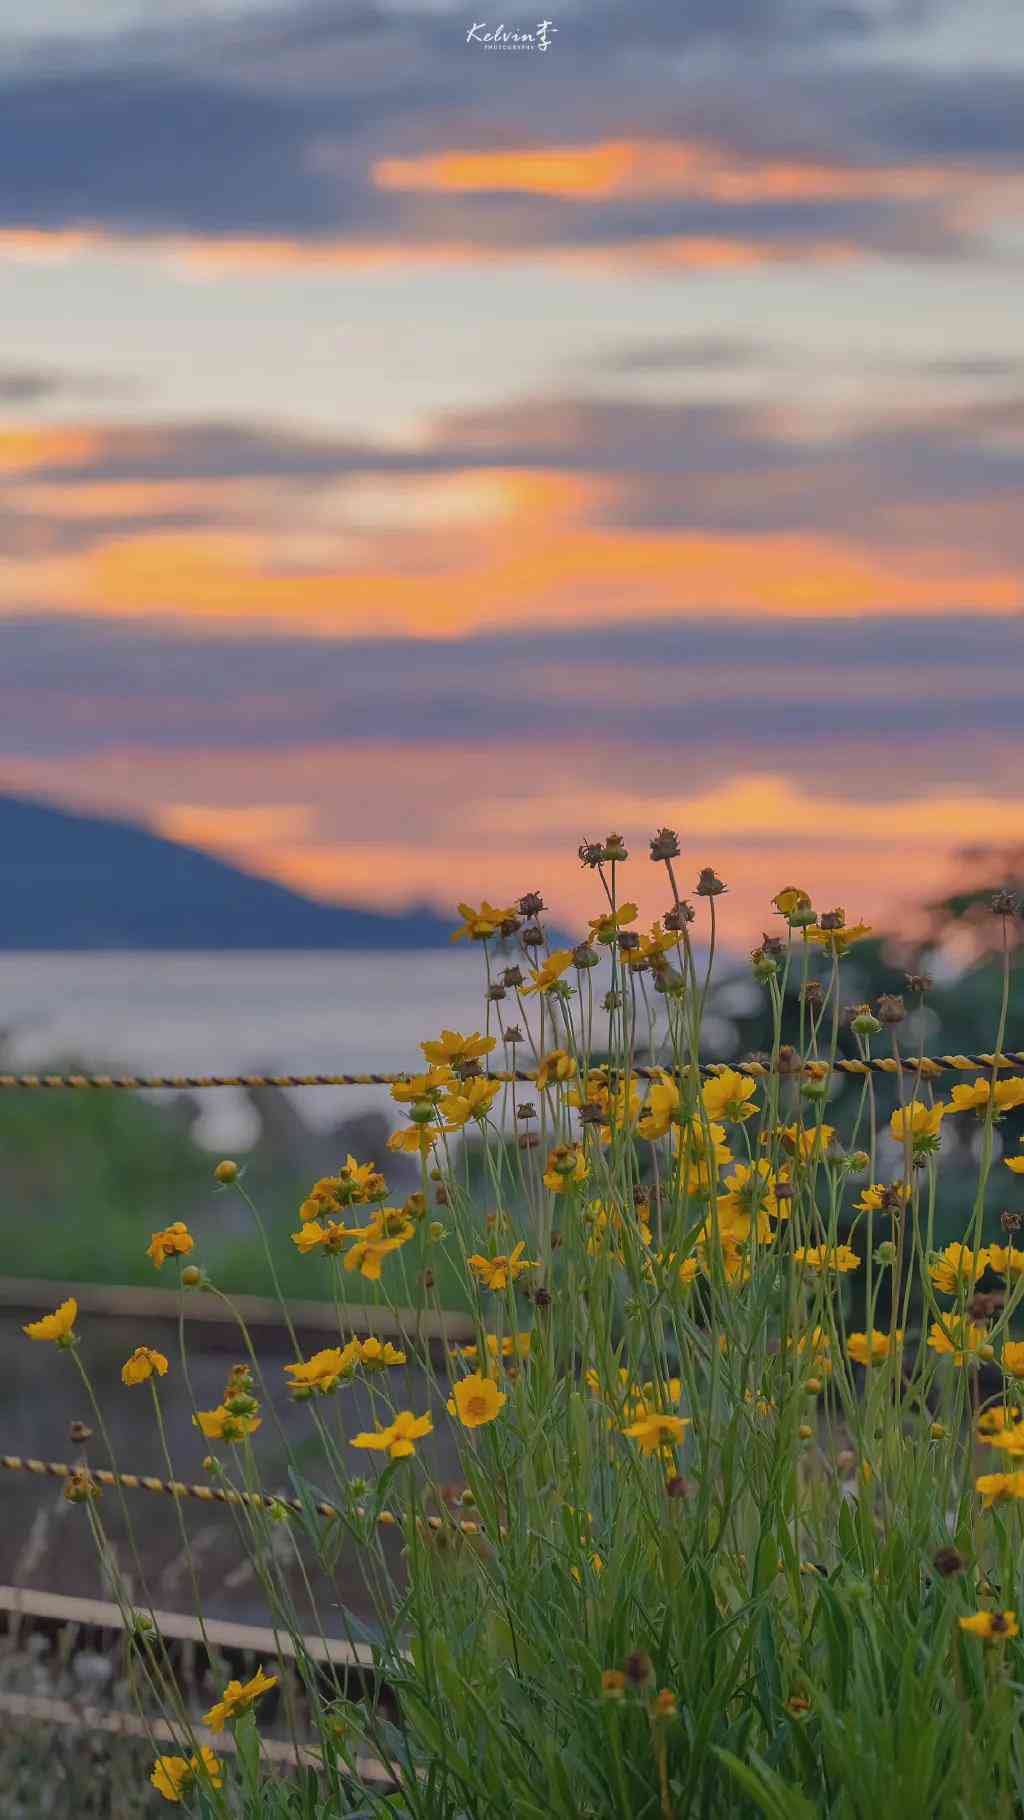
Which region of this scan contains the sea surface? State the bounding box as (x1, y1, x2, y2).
(0, 950, 507, 1147)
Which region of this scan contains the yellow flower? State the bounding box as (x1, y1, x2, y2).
(448, 1371, 507, 1427)
(146, 1222, 194, 1268)
(390, 1065, 454, 1105)
(351, 1409, 433, 1459)
(121, 1345, 169, 1386)
(284, 1346, 356, 1396)
(343, 1228, 413, 1280)
(772, 887, 811, 917)
(890, 1100, 947, 1153)
(977, 1470, 1024, 1506)
(356, 1336, 406, 1368)
(715, 1161, 784, 1239)
(853, 1182, 908, 1214)
(536, 1048, 577, 1091)
(847, 1330, 900, 1366)
(959, 1610, 1019, 1641)
(421, 1028, 496, 1067)
(203, 1666, 279, 1732)
(983, 1424, 1024, 1458)
(1003, 1341, 1024, 1378)
(193, 1404, 261, 1442)
(450, 900, 517, 942)
(543, 1143, 589, 1193)
(439, 1076, 502, 1130)
(928, 1318, 993, 1366)
(466, 1241, 538, 1291)
(521, 949, 575, 994)
(586, 902, 639, 944)
(1005, 1142, 1024, 1175)
(805, 915, 871, 954)
(22, 1297, 77, 1344)
(977, 1404, 1022, 1437)
(298, 1158, 387, 1222)
(637, 1072, 680, 1141)
(459, 1332, 531, 1362)
(951, 1078, 1024, 1117)
(387, 1124, 439, 1156)
(622, 1412, 689, 1455)
(150, 1748, 222, 1803)
(622, 922, 679, 968)
(771, 1121, 835, 1162)
(988, 1244, 1024, 1280)
(793, 1244, 860, 1274)
(929, 1242, 989, 1295)
(702, 1068, 758, 1125)
(291, 1218, 351, 1256)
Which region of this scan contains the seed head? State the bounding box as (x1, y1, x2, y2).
(502, 966, 524, 988)
(518, 892, 545, 918)
(663, 903, 694, 930)
(695, 867, 726, 897)
(1001, 1210, 1023, 1233)
(68, 1421, 93, 1445)
(521, 925, 544, 948)
(578, 841, 604, 870)
(991, 889, 1019, 917)
(603, 833, 629, 862)
(650, 827, 680, 862)
(905, 972, 933, 995)
(876, 994, 906, 1026)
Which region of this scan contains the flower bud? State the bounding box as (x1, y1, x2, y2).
(214, 1159, 238, 1183)
(181, 1265, 202, 1289)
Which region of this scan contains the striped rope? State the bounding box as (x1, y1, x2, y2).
(0, 1453, 480, 1535)
(0, 1053, 1022, 1091)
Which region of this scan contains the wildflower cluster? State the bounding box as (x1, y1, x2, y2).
(26, 846, 1024, 1817)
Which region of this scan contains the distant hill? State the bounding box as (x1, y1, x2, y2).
(0, 794, 455, 949)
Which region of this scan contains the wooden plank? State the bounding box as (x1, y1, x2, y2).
(0, 1276, 473, 1344)
(0, 1583, 377, 1668)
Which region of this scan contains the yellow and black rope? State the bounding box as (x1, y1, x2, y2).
(0, 1453, 477, 1534)
(0, 1052, 1023, 1091)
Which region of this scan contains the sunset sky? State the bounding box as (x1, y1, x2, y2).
(2, 0, 1023, 947)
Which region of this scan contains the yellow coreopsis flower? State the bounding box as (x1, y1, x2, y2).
(806, 916, 871, 954)
(448, 1371, 507, 1427)
(847, 1330, 900, 1366)
(622, 922, 679, 968)
(715, 1161, 783, 1239)
(990, 1245, 1024, 1281)
(622, 1412, 689, 1455)
(459, 1332, 532, 1363)
(343, 1227, 414, 1280)
(793, 1244, 860, 1274)
(450, 900, 516, 942)
(387, 1124, 439, 1156)
(390, 1065, 455, 1105)
(421, 1028, 496, 1068)
(853, 1182, 908, 1214)
(193, 1404, 261, 1442)
(977, 1405, 1022, 1437)
(23, 1297, 77, 1344)
(959, 1609, 1019, 1641)
(121, 1345, 169, 1386)
(772, 886, 811, 917)
(466, 1241, 538, 1291)
(350, 1409, 433, 1459)
(284, 1346, 357, 1396)
(702, 1067, 758, 1124)
(637, 1071, 680, 1141)
(521, 949, 575, 994)
(982, 1424, 1024, 1458)
(1003, 1341, 1024, 1378)
(151, 1747, 222, 1803)
(291, 1218, 351, 1256)
(1005, 1143, 1024, 1175)
(890, 1100, 947, 1154)
(543, 1142, 589, 1192)
(535, 1048, 577, 1092)
(356, 1336, 406, 1368)
(951, 1077, 1024, 1117)
(769, 1121, 835, 1162)
(929, 1242, 989, 1295)
(203, 1666, 279, 1732)
(928, 1318, 993, 1366)
(977, 1470, 1024, 1506)
(586, 902, 639, 945)
(439, 1076, 502, 1131)
(146, 1222, 194, 1269)
(676, 1116, 732, 1191)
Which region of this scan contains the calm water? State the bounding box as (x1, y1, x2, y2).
(0, 950, 506, 1147)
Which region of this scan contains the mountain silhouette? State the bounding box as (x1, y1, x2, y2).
(0, 793, 454, 949)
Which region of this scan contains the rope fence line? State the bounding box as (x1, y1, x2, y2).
(0, 1454, 483, 1536)
(2, 1052, 1024, 1092)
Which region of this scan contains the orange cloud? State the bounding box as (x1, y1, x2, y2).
(373, 138, 956, 206)
(63, 518, 1021, 635)
(0, 427, 103, 474)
